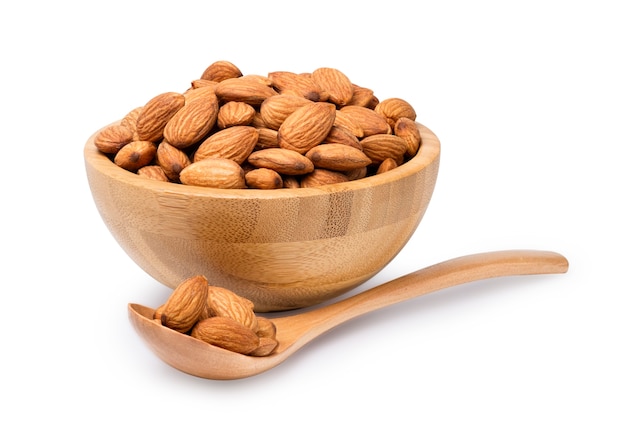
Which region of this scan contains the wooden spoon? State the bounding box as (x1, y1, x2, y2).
(128, 250, 568, 380)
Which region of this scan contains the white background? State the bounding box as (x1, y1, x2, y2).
(2, 1, 624, 428)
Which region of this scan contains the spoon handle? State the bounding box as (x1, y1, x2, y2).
(289, 250, 568, 334)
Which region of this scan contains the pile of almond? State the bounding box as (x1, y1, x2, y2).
(94, 60, 422, 189)
(154, 275, 278, 357)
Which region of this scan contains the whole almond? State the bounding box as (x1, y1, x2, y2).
(300, 169, 349, 187)
(376, 157, 399, 174)
(161, 275, 209, 333)
(311, 67, 353, 106)
(323, 125, 362, 150)
(278, 102, 336, 154)
(260, 94, 314, 130)
(190, 79, 219, 90)
(156, 141, 191, 182)
(120, 107, 142, 140)
(374, 97, 417, 128)
(215, 77, 278, 105)
(190, 316, 260, 355)
(137, 165, 170, 182)
(136, 92, 185, 142)
(183, 85, 218, 104)
(194, 126, 259, 164)
(207, 286, 258, 330)
(247, 148, 315, 176)
(333, 110, 364, 138)
(163, 94, 219, 148)
(268, 71, 325, 102)
(255, 127, 279, 150)
(179, 158, 246, 189)
(282, 176, 301, 188)
(245, 168, 283, 189)
(305, 143, 371, 171)
(248, 337, 279, 357)
(394, 117, 421, 157)
(200, 60, 243, 82)
(93, 124, 134, 154)
(255, 317, 277, 339)
(360, 134, 407, 164)
(346, 84, 375, 107)
(217, 101, 256, 128)
(114, 140, 157, 172)
(338, 105, 391, 137)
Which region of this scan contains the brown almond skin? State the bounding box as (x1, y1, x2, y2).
(278, 102, 336, 154)
(394, 117, 421, 157)
(194, 126, 259, 164)
(136, 92, 185, 142)
(190, 317, 260, 355)
(323, 126, 362, 150)
(305, 143, 371, 172)
(217, 101, 256, 128)
(161, 275, 210, 333)
(163, 93, 219, 148)
(245, 168, 284, 189)
(215, 77, 278, 105)
(137, 165, 170, 182)
(156, 141, 191, 182)
(300, 169, 349, 188)
(374, 97, 417, 128)
(248, 337, 279, 357)
(247, 148, 314, 176)
(260, 94, 314, 130)
(93, 124, 134, 154)
(114, 140, 156, 172)
(338, 105, 391, 137)
(360, 134, 408, 164)
(200, 60, 243, 82)
(376, 157, 399, 174)
(311, 67, 354, 106)
(206, 286, 258, 331)
(179, 158, 246, 189)
(268, 71, 325, 102)
(255, 317, 277, 340)
(346, 84, 375, 107)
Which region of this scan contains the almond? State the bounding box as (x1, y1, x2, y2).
(394, 117, 421, 157)
(120, 107, 142, 140)
(300, 169, 349, 187)
(333, 110, 364, 138)
(113, 140, 157, 172)
(305, 143, 371, 171)
(137, 165, 170, 182)
(156, 141, 191, 182)
(194, 126, 259, 164)
(248, 337, 279, 357)
(163, 94, 219, 148)
(277, 102, 336, 154)
(206, 285, 258, 331)
(376, 157, 399, 174)
(255, 127, 279, 150)
(260, 94, 314, 130)
(374, 97, 417, 128)
(179, 158, 246, 189)
(255, 317, 277, 339)
(247, 148, 315, 176)
(268, 71, 325, 102)
(323, 125, 362, 150)
(217, 101, 256, 128)
(190, 316, 260, 355)
(215, 77, 278, 105)
(161, 275, 209, 333)
(200, 60, 243, 82)
(245, 168, 283, 189)
(311, 67, 353, 106)
(339, 105, 391, 137)
(136, 92, 185, 142)
(93, 124, 134, 154)
(346, 84, 375, 107)
(360, 134, 407, 164)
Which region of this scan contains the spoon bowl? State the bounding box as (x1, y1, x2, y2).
(128, 250, 568, 380)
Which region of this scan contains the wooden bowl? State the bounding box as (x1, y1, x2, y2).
(84, 122, 440, 311)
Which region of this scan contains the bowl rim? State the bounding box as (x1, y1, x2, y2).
(84, 121, 440, 199)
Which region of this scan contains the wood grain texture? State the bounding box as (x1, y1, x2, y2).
(85, 122, 440, 311)
(128, 250, 569, 380)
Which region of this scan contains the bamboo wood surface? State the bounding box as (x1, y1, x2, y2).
(86, 122, 441, 311)
(128, 250, 568, 380)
